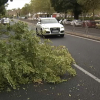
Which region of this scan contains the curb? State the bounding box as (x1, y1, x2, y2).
(66, 31, 100, 41)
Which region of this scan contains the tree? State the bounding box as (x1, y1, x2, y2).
(50, 0, 83, 19)
(30, 0, 55, 15)
(0, 0, 13, 16)
(0, 0, 8, 6)
(0, 0, 13, 6)
(0, 5, 6, 15)
(78, 0, 100, 19)
(70, 0, 82, 19)
(50, 0, 69, 18)
(21, 4, 31, 15)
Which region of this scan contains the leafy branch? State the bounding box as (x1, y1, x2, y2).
(0, 21, 76, 91)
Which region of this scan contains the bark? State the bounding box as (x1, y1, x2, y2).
(64, 12, 67, 19)
(92, 9, 95, 20)
(73, 11, 80, 19)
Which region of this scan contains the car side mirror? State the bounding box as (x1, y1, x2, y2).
(38, 22, 41, 24)
(59, 20, 62, 24)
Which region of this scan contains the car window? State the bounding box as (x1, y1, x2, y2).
(41, 19, 58, 24)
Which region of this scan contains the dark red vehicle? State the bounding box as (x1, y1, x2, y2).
(82, 20, 96, 28)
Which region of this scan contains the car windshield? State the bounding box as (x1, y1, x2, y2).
(41, 19, 58, 24)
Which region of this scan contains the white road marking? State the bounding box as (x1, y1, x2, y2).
(66, 34, 100, 43)
(73, 64, 100, 83)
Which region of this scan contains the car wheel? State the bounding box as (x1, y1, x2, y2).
(60, 34, 64, 37)
(36, 28, 39, 35)
(41, 29, 44, 37)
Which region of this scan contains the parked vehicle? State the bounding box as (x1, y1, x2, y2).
(82, 20, 96, 28)
(1, 18, 10, 24)
(62, 19, 72, 25)
(36, 17, 65, 37)
(70, 19, 82, 26)
(95, 21, 100, 29)
(21, 17, 25, 19)
(59, 19, 63, 24)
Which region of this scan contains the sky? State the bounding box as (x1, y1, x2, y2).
(7, 0, 31, 10)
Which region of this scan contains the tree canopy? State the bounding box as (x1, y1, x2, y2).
(0, 0, 8, 6)
(30, 0, 55, 14)
(21, 4, 31, 15)
(0, 0, 13, 16)
(78, 0, 100, 19)
(78, 0, 100, 11)
(0, 0, 13, 6)
(0, 5, 6, 15)
(50, 0, 82, 19)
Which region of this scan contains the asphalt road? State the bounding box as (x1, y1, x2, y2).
(48, 35, 100, 78)
(0, 19, 100, 100)
(19, 18, 100, 37)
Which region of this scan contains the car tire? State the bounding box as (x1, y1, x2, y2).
(60, 34, 64, 37)
(41, 29, 44, 37)
(36, 28, 39, 35)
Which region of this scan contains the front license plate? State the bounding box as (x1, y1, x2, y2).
(52, 30, 59, 32)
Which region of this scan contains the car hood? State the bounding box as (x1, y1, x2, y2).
(41, 23, 63, 28)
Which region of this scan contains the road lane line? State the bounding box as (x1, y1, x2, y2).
(73, 64, 100, 83)
(66, 34, 100, 43)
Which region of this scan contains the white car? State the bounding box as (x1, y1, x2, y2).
(36, 17, 65, 37)
(21, 17, 25, 19)
(70, 19, 82, 26)
(62, 19, 72, 25)
(1, 18, 10, 24)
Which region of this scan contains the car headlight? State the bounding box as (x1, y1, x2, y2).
(42, 27, 49, 30)
(44, 28, 49, 29)
(61, 27, 64, 30)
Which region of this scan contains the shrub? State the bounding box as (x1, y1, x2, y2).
(0, 21, 76, 90)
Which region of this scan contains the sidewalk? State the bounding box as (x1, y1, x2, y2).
(66, 31, 100, 41)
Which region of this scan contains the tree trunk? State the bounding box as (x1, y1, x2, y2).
(64, 12, 67, 19)
(82, 12, 84, 21)
(74, 12, 79, 19)
(92, 9, 95, 20)
(73, 9, 81, 19)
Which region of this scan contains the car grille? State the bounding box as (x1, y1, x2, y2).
(50, 28, 60, 33)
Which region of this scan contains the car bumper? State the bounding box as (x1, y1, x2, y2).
(47, 34, 64, 36)
(42, 28, 64, 35)
(43, 30, 64, 35)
